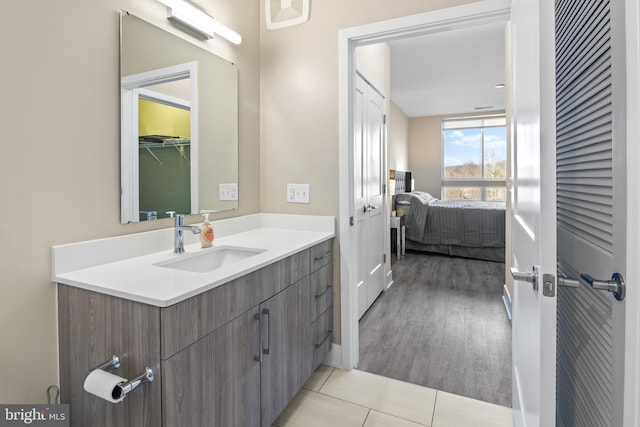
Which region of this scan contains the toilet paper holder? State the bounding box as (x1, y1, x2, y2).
(89, 355, 121, 373)
(88, 355, 154, 401)
(111, 367, 154, 401)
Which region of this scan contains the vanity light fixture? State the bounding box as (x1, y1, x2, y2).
(157, 0, 242, 45)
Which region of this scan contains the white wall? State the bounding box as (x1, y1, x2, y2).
(389, 102, 410, 172)
(408, 115, 444, 196)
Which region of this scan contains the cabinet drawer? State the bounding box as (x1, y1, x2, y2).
(312, 308, 333, 369)
(162, 250, 311, 359)
(259, 250, 310, 299)
(161, 271, 261, 359)
(310, 263, 332, 321)
(310, 239, 332, 272)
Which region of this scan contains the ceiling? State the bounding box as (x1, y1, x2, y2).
(389, 21, 507, 118)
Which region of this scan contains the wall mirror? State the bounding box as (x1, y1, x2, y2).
(120, 12, 239, 223)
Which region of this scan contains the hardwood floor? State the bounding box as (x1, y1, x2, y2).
(358, 251, 512, 407)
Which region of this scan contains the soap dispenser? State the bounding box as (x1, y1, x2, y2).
(200, 214, 214, 248)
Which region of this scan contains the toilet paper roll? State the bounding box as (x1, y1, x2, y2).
(83, 369, 128, 403)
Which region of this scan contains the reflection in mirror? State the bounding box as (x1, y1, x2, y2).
(120, 13, 239, 223)
(139, 79, 192, 220)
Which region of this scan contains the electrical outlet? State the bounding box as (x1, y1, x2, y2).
(287, 184, 310, 203)
(219, 183, 238, 201)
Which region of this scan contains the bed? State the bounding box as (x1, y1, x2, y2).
(392, 174, 506, 262)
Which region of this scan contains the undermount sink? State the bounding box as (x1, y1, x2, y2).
(154, 246, 267, 273)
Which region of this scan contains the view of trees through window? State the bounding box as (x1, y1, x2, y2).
(442, 117, 507, 201)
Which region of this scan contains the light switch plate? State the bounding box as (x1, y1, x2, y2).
(219, 183, 238, 201)
(287, 183, 310, 203)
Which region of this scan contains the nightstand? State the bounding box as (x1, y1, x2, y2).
(390, 215, 406, 261)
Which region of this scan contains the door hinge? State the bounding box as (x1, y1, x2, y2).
(349, 216, 354, 226)
(383, 114, 387, 125)
(383, 253, 386, 263)
(383, 183, 386, 195)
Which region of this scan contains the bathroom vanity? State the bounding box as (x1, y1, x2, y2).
(53, 214, 334, 427)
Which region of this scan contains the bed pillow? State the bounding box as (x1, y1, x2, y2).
(412, 191, 437, 204)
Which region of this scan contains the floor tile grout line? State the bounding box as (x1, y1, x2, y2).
(316, 388, 375, 412)
(361, 408, 371, 427)
(431, 391, 439, 427)
(315, 387, 433, 426)
(313, 366, 509, 426)
(316, 366, 337, 394)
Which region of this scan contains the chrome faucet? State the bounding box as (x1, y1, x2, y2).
(174, 214, 201, 253)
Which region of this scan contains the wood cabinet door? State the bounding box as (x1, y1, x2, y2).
(259, 278, 312, 427)
(162, 307, 261, 427)
(57, 286, 162, 427)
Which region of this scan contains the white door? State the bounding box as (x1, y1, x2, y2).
(510, 0, 557, 426)
(354, 73, 386, 319)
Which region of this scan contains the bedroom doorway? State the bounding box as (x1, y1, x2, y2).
(337, 0, 512, 399)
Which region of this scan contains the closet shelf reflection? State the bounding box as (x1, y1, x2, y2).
(139, 136, 191, 166)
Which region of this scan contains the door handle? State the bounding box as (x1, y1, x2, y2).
(510, 266, 538, 291)
(580, 273, 625, 301)
(557, 275, 580, 288)
(363, 204, 378, 212)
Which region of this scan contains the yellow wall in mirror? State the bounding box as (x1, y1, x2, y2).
(138, 99, 191, 138)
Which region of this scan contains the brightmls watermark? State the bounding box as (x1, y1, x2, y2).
(0, 405, 69, 426)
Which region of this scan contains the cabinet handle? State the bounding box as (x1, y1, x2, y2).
(314, 285, 332, 299)
(314, 330, 332, 349)
(314, 252, 331, 262)
(262, 309, 271, 355)
(254, 312, 261, 362)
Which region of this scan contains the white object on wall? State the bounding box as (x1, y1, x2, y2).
(287, 183, 310, 203)
(219, 183, 238, 201)
(266, 0, 310, 30)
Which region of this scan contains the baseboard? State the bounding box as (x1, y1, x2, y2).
(324, 343, 342, 368)
(386, 269, 394, 290)
(502, 284, 512, 320)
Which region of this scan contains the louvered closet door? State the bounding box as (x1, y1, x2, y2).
(556, 0, 627, 426)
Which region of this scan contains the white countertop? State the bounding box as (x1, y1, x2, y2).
(52, 214, 335, 307)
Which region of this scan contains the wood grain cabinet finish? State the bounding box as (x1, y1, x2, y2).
(160, 271, 261, 359)
(309, 248, 333, 370)
(57, 239, 333, 427)
(312, 307, 333, 369)
(310, 239, 332, 271)
(58, 285, 162, 427)
(259, 277, 312, 427)
(310, 263, 333, 320)
(162, 307, 261, 427)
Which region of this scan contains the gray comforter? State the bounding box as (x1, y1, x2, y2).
(395, 191, 505, 249)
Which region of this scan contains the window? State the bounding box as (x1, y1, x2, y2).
(442, 115, 507, 201)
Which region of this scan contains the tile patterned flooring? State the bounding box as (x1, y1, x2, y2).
(273, 365, 512, 427)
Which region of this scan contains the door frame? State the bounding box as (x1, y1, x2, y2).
(337, 0, 512, 370)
